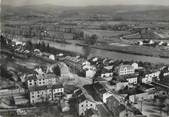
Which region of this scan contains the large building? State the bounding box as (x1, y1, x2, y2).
(142, 71, 160, 84)
(118, 64, 135, 76)
(29, 84, 64, 104)
(26, 74, 58, 87)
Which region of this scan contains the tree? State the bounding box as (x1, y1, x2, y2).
(85, 34, 98, 45)
(25, 41, 33, 50)
(53, 65, 61, 76)
(89, 34, 98, 45)
(0, 65, 12, 79)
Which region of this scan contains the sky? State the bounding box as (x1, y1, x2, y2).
(2, 0, 169, 6)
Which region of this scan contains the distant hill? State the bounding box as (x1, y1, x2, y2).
(2, 5, 169, 22)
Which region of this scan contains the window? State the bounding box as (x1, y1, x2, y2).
(32, 96, 34, 98)
(90, 104, 92, 106)
(81, 105, 83, 107)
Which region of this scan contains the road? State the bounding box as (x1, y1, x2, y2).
(134, 100, 168, 117)
(152, 82, 169, 90)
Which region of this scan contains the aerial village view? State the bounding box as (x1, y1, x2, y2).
(0, 0, 169, 117)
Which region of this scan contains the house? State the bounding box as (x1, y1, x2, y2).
(158, 41, 164, 46)
(129, 92, 154, 103)
(26, 73, 58, 87)
(142, 71, 160, 84)
(63, 56, 84, 74)
(49, 54, 55, 60)
(83, 65, 96, 78)
(138, 41, 143, 46)
(86, 69, 96, 78)
(115, 82, 129, 91)
(124, 74, 138, 84)
(34, 49, 42, 56)
(100, 68, 113, 81)
(76, 94, 97, 116)
(29, 84, 64, 104)
(93, 82, 113, 103)
(161, 66, 169, 77)
(118, 64, 135, 76)
(82, 61, 91, 67)
(85, 108, 99, 117)
(106, 94, 144, 117)
(60, 99, 70, 112)
(13, 95, 29, 105)
(131, 63, 139, 70)
(101, 68, 113, 78)
(138, 40, 155, 46)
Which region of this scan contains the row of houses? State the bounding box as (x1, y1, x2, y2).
(26, 73, 58, 87)
(63, 56, 97, 78)
(29, 84, 64, 104)
(93, 82, 145, 117)
(137, 40, 169, 47)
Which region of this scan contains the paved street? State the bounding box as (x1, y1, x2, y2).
(134, 100, 168, 117)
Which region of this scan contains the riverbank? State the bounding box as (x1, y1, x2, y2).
(76, 43, 169, 59)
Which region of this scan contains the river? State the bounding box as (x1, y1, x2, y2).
(22, 39, 169, 65)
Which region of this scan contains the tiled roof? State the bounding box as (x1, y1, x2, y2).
(77, 94, 87, 103)
(29, 84, 63, 92)
(93, 82, 107, 94)
(74, 89, 83, 97)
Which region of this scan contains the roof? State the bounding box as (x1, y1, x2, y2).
(27, 73, 57, 81)
(93, 82, 107, 94)
(121, 73, 138, 79)
(74, 89, 83, 97)
(85, 108, 98, 116)
(77, 94, 87, 103)
(26, 74, 37, 81)
(140, 83, 154, 89)
(101, 68, 113, 74)
(119, 64, 134, 71)
(29, 84, 63, 92)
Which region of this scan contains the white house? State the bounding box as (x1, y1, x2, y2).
(149, 40, 155, 45)
(27, 74, 58, 87)
(82, 61, 91, 66)
(125, 74, 138, 84)
(115, 82, 129, 91)
(126, 77, 137, 84)
(101, 72, 113, 78)
(101, 68, 113, 81)
(131, 63, 139, 70)
(84, 65, 96, 78)
(118, 64, 135, 76)
(142, 71, 160, 84)
(49, 54, 55, 60)
(158, 41, 164, 46)
(34, 67, 45, 75)
(29, 84, 64, 104)
(86, 69, 96, 78)
(93, 83, 113, 103)
(102, 91, 113, 103)
(138, 41, 143, 46)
